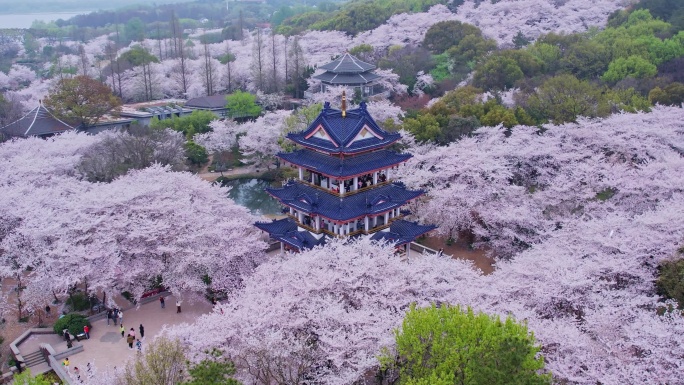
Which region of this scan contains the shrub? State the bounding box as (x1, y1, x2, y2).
(656, 258, 684, 309)
(66, 292, 90, 311)
(53, 313, 91, 336)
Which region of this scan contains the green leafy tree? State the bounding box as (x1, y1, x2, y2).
(151, 110, 216, 138)
(649, 82, 684, 106)
(183, 349, 242, 385)
(403, 113, 441, 142)
(349, 44, 375, 62)
(185, 141, 209, 166)
(125, 17, 146, 42)
(602, 55, 658, 83)
(473, 55, 524, 90)
(513, 31, 531, 49)
(527, 43, 562, 74)
(527, 74, 608, 123)
(605, 87, 652, 113)
(436, 116, 480, 145)
(43, 75, 122, 127)
(480, 104, 519, 128)
(225, 91, 262, 119)
(656, 257, 684, 309)
(559, 40, 611, 79)
(380, 303, 551, 385)
(53, 313, 91, 336)
(115, 337, 187, 385)
(12, 369, 53, 385)
(423, 20, 481, 54)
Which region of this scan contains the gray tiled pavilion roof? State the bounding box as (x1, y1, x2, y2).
(0, 104, 75, 138)
(314, 71, 381, 85)
(319, 53, 376, 73)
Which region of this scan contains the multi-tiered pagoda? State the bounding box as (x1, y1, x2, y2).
(256, 96, 435, 252)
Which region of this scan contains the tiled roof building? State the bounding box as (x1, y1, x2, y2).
(310, 53, 385, 99)
(256, 94, 435, 252)
(0, 104, 75, 139)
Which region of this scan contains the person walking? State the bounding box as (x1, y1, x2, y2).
(160, 296, 165, 309)
(176, 299, 182, 313)
(129, 328, 135, 339)
(139, 324, 145, 339)
(135, 339, 142, 353)
(64, 330, 73, 349)
(120, 324, 125, 338)
(106, 309, 112, 325)
(119, 310, 123, 325)
(126, 334, 135, 349)
(83, 325, 90, 339)
(113, 309, 118, 326)
(62, 358, 70, 372)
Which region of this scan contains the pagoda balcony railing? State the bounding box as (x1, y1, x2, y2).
(297, 179, 392, 197)
(288, 213, 406, 237)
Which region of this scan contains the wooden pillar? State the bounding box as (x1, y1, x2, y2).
(333, 223, 338, 235)
(315, 216, 320, 231)
(373, 171, 378, 185)
(384, 212, 389, 224)
(406, 243, 411, 258)
(280, 242, 284, 252)
(353, 176, 358, 191)
(289, 207, 294, 215)
(298, 167, 303, 180)
(339, 179, 345, 196)
(364, 217, 369, 232)
(386, 167, 391, 180)
(373, 216, 378, 227)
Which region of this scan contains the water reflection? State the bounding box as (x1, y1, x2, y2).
(224, 179, 282, 216)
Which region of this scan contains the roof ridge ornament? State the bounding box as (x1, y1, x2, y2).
(341, 91, 347, 118)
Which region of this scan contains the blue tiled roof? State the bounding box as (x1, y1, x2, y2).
(255, 218, 326, 250)
(279, 149, 411, 179)
(266, 181, 425, 221)
(287, 102, 401, 155)
(371, 219, 437, 246)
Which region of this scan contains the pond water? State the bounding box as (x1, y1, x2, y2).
(224, 178, 282, 217)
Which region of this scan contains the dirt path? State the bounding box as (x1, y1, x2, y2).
(420, 235, 495, 275)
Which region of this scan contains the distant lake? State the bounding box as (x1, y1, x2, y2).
(0, 12, 86, 29)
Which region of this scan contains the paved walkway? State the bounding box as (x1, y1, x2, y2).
(64, 294, 212, 377)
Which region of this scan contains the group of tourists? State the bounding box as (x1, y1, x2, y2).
(125, 325, 144, 351)
(106, 308, 123, 326)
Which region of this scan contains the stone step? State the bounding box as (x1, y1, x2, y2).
(23, 350, 46, 367)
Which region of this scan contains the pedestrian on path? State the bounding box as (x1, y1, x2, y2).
(73, 366, 81, 381)
(176, 300, 182, 313)
(62, 358, 70, 371)
(139, 324, 145, 339)
(84, 325, 90, 339)
(160, 296, 165, 309)
(113, 309, 119, 326)
(129, 328, 135, 339)
(120, 324, 125, 338)
(119, 310, 124, 324)
(126, 334, 134, 349)
(107, 309, 112, 325)
(135, 339, 142, 353)
(14, 358, 23, 373)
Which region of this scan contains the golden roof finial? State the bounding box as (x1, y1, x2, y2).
(341, 90, 347, 118)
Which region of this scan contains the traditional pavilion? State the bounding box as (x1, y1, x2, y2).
(256, 93, 435, 253)
(312, 53, 384, 98)
(0, 103, 75, 139)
